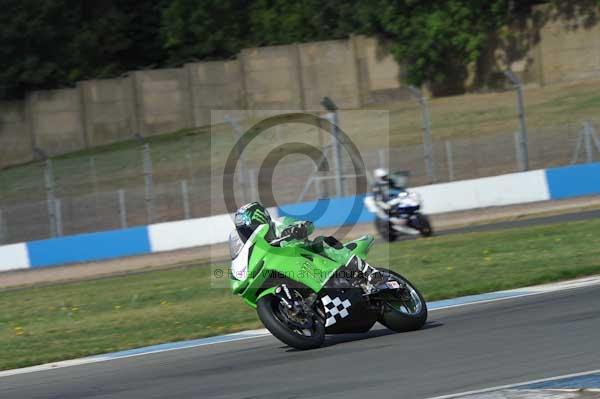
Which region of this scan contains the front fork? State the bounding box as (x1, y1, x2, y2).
(273, 284, 322, 327)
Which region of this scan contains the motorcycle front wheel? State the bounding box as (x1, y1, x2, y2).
(374, 217, 397, 242)
(257, 294, 325, 350)
(377, 269, 427, 332)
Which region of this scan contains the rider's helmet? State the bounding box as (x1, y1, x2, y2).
(234, 202, 273, 242)
(373, 168, 389, 184)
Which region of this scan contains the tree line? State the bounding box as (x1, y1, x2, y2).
(0, 0, 575, 99)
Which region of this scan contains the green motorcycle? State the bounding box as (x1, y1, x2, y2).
(229, 223, 427, 350)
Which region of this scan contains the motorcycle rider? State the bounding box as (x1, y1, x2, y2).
(233, 202, 382, 281)
(372, 168, 392, 206)
(372, 168, 409, 203)
(370, 168, 419, 235)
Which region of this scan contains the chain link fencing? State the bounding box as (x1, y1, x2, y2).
(0, 118, 599, 245)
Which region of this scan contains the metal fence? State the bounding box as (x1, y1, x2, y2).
(1, 119, 600, 245)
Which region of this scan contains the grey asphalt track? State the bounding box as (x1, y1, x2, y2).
(440, 208, 600, 235)
(373, 209, 600, 244)
(2, 284, 599, 399)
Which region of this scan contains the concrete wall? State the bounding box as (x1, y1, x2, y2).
(353, 36, 411, 104)
(240, 44, 305, 109)
(537, 6, 600, 83)
(28, 89, 87, 156)
(79, 77, 137, 146)
(5, 7, 600, 168)
(186, 60, 245, 127)
(132, 68, 193, 136)
(0, 101, 33, 168)
(299, 39, 361, 109)
(480, 5, 600, 88)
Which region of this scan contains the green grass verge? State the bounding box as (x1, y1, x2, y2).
(1, 218, 599, 370)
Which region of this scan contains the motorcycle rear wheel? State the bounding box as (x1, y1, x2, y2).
(257, 294, 325, 350)
(417, 214, 433, 237)
(377, 269, 427, 332)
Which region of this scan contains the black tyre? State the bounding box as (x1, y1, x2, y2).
(377, 269, 427, 332)
(374, 218, 397, 242)
(257, 295, 325, 350)
(417, 214, 433, 237)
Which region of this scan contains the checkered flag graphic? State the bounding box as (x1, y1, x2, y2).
(321, 295, 352, 327)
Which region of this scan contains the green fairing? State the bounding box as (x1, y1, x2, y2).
(276, 217, 352, 264)
(230, 224, 374, 309)
(275, 216, 315, 236)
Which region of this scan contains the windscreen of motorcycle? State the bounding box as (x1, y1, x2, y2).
(230, 225, 268, 281)
(229, 229, 254, 281)
(229, 230, 244, 259)
(390, 171, 409, 188)
(396, 191, 421, 208)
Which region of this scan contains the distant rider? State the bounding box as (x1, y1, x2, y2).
(370, 168, 416, 235)
(371, 168, 407, 216)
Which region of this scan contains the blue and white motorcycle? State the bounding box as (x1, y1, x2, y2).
(364, 189, 433, 241)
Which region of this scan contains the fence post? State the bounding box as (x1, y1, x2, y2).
(408, 86, 436, 183)
(514, 131, 526, 171)
(224, 115, 250, 202)
(89, 156, 100, 230)
(0, 208, 6, 244)
(571, 127, 583, 164)
(185, 138, 195, 185)
(44, 159, 57, 237)
(324, 111, 344, 196)
(315, 124, 327, 198)
(142, 143, 155, 223)
(571, 121, 600, 164)
(89, 156, 98, 191)
(591, 122, 600, 155)
(118, 189, 127, 228)
(445, 141, 455, 181)
(54, 198, 63, 237)
(504, 71, 529, 171)
(321, 96, 345, 197)
(181, 180, 191, 219)
(584, 121, 593, 163)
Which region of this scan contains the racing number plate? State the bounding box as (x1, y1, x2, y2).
(386, 281, 400, 289)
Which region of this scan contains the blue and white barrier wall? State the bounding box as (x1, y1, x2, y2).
(0, 163, 599, 272)
(0, 243, 30, 272)
(545, 162, 600, 199)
